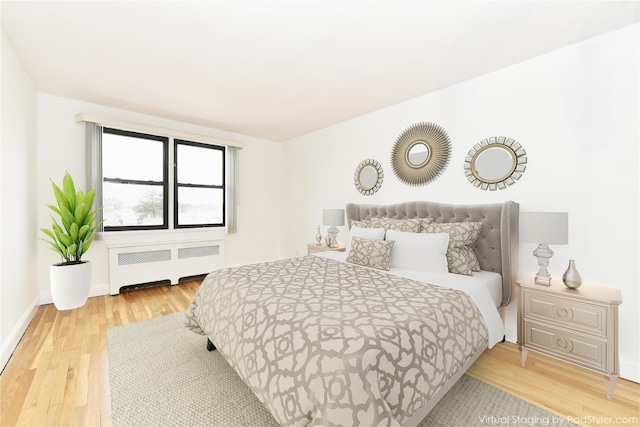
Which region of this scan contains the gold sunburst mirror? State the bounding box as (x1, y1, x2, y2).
(391, 122, 451, 186)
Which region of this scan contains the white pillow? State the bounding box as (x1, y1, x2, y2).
(347, 226, 386, 251)
(386, 229, 449, 273)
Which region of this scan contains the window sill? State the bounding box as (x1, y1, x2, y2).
(96, 227, 227, 246)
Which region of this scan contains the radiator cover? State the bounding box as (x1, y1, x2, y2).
(108, 239, 225, 295)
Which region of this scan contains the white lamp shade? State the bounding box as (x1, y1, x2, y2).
(322, 209, 345, 226)
(520, 212, 568, 245)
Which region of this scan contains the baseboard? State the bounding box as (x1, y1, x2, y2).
(39, 283, 110, 306)
(0, 296, 39, 373)
(620, 358, 640, 384)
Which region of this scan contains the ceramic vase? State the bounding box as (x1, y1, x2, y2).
(562, 259, 582, 289)
(50, 261, 91, 310)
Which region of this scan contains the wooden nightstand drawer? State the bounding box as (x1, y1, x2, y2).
(523, 291, 607, 337)
(517, 275, 621, 399)
(523, 319, 607, 373)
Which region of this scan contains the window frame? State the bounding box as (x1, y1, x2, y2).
(173, 139, 226, 229)
(102, 127, 169, 232)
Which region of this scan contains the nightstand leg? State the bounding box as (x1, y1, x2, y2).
(605, 374, 618, 400)
(519, 346, 528, 367)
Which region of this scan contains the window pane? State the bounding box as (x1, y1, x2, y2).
(103, 131, 164, 181)
(177, 144, 223, 186)
(177, 187, 223, 226)
(103, 182, 164, 227)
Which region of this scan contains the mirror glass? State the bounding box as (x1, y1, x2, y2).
(358, 165, 378, 190)
(391, 122, 451, 186)
(473, 146, 516, 182)
(407, 142, 430, 167)
(464, 137, 527, 191)
(354, 159, 383, 195)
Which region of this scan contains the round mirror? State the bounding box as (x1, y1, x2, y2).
(464, 137, 527, 190)
(354, 159, 383, 195)
(358, 166, 378, 190)
(406, 142, 430, 168)
(391, 122, 451, 186)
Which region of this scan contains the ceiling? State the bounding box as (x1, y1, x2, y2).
(2, 1, 638, 142)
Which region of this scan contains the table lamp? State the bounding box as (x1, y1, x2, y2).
(520, 212, 568, 285)
(322, 209, 345, 248)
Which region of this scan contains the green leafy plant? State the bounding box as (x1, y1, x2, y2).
(40, 172, 101, 265)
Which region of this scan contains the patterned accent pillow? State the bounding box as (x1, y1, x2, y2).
(346, 236, 395, 271)
(350, 219, 372, 229)
(418, 217, 435, 232)
(421, 222, 483, 275)
(369, 217, 422, 233)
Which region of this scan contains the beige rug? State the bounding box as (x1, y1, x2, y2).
(108, 312, 576, 427)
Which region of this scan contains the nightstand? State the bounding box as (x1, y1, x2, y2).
(307, 243, 346, 255)
(517, 275, 622, 399)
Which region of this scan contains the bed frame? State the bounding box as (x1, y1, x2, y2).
(346, 200, 519, 426)
(204, 200, 520, 426)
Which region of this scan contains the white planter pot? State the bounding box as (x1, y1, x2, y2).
(50, 261, 91, 310)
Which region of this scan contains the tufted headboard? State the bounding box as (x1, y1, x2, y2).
(345, 200, 519, 307)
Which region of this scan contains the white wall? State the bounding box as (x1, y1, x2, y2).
(1, 31, 39, 370)
(281, 24, 639, 381)
(35, 95, 282, 302)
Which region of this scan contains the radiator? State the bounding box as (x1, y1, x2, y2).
(108, 239, 225, 295)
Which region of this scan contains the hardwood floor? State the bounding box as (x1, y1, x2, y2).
(1, 279, 638, 427)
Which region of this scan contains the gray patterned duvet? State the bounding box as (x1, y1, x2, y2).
(184, 255, 488, 427)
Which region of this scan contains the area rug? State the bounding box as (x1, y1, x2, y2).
(108, 312, 576, 427)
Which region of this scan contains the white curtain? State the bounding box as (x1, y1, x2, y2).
(226, 146, 239, 233)
(86, 122, 104, 232)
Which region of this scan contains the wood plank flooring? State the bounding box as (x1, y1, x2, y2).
(1, 279, 638, 427)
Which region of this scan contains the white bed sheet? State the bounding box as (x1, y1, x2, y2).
(314, 251, 505, 348)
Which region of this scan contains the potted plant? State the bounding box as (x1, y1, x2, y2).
(40, 172, 101, 310)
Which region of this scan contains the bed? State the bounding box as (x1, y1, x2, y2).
(184, 200, 519, 427)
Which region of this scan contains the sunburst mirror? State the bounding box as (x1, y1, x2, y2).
(354, 158, 383, 195)
(464, 136, 527, 190)
(390, 122, 451, 186)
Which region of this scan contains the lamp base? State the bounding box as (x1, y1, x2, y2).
(533, 243, 553, 286)
(326, 226, 340, 248)
(534, 275, 551, 286)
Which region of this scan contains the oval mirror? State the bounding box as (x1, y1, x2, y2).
(464, 137, 527, 190)
(358, 165, 378, 190)
(354, 159, 383, 195)
(391, 122, 451, 186)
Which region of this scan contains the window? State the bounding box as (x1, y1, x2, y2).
(99, 127, 225, 232)
(102, 128, 169, 231)
(174, 139, 225, 228)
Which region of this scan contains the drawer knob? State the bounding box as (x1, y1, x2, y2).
(553, 336, 574, 352)
(554, 305, 573, 319)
